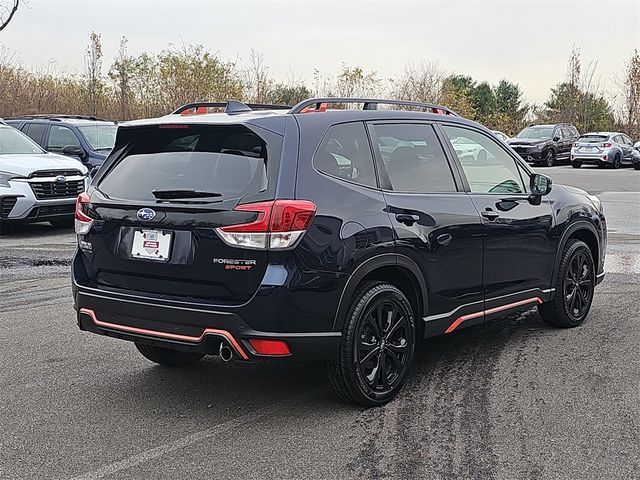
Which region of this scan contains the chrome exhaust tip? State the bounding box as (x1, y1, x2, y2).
(219, 342, 234, 362)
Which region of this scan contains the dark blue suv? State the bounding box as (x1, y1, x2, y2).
(4, 115, 117, 169)
(71, 98, 607, 406)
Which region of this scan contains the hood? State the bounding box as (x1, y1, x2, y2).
(560, 184, 589, 196)
(508, 138, 550, 146)
(0, 153, 87, 177)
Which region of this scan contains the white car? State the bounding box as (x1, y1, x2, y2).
(0, 124, 88, 234)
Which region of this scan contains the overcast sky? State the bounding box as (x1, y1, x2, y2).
(1, 0, 638, 104)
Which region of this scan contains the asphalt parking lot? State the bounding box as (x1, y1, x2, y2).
(1, 165, 638, 480)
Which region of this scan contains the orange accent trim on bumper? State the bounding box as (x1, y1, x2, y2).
(445, 297, 543, 334)
(79, 308, 249, 360)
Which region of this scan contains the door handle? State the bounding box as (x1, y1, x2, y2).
(481, 210, 500, 221)
(395, 213, 420, 226)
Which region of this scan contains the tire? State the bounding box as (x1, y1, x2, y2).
(612, 153, 621, 169)
(135, 342, 205, 366)
(50, 218, 75, 229)
(634, 162, 640, 171)
(324, 281, 416, 406)
(571, 161, 582, 169)
(538, 239, 595, 328)
(543, 149, 555, 167)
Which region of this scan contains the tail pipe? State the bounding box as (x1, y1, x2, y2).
(219, 342, 234, 362)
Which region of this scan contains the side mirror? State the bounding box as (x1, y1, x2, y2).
(553, 136, 560, 142)
(530, 173, 552, 197)
(62, 144, 85, 158)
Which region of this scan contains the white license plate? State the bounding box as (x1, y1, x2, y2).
(131, 229, 172, 262)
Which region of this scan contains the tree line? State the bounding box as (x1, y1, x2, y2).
(0, 33, 638, 138)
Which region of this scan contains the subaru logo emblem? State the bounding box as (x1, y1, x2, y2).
(137, 208, 156, 221)
(55, 175, 67, 183)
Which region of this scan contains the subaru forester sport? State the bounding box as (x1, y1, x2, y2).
(72, 98, 606, 406)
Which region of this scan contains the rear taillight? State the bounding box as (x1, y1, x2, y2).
(75, 192, 93, 235)
(216, 200, 317, 250)
(601, 143, 612, 148)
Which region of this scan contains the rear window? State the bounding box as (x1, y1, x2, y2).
(578, 135, 608, 143)
(98, 125, 269, 202)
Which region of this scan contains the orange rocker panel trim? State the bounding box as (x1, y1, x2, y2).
(445, 297, 543, 334)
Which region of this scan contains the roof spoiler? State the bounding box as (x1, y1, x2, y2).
(289, 97, 459, 116)
(172, 101, 291, 116)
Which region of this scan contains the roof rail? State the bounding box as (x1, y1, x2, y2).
(289, 97, 459, 116)
(3, 114, 111, 122)
(172, 101, 291, 115)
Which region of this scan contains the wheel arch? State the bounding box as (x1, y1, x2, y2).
(553, 221, 600, 282)
(332, 254, 428, 332)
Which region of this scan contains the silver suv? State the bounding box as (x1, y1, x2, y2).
(0, 124, 88, 234)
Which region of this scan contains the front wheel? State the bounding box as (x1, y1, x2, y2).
(571, 161, 582, 169)
(324, 282, 416, 406)
(543, 149, 555, 167)
(135, 343, 205, 366)
(538, 239, 595, 328)
(634, 162, 640, 171)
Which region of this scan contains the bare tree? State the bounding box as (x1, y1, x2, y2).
(390, 61, 445, 103)
(618, 50, 640, 138)
(246, 50, 271, 103)
(0, 0, 19, 32)
(84, 31, 103, 116)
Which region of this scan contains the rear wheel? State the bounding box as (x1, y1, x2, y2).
(538, 239, 595, 328)
(571, 161, 582, 168)
(612, 153, 621, 169)
(324, 282, 416, 406)
(543, 149, 555, 167)
(135, 343, 205, 366)
(634, 162, 640, 171)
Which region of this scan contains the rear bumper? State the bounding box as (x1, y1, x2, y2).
(72, 259, 343, 361)
(572, 153, 611, 164)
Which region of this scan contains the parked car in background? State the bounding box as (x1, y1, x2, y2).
(72, 98, 606, 406)
(492, 130, 509, 142)
(571, 132, 637, 169)
(4, 115, 117, 169)
(508, 123, 579, 167)
(632, 141, 640, 170)
(0, 124, 88, 234)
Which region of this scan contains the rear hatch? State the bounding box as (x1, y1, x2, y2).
(80, 123, 283, 304)
(574, 134, 609, 155)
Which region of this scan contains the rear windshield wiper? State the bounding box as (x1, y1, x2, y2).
(151, 189, 223, 199)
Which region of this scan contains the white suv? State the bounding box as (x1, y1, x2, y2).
(0, 124, 88, 234)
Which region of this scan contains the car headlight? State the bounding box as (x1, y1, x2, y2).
(0, 171, 21, 188)
(535, 144, 545, 150)
(587, 194, 603, 213)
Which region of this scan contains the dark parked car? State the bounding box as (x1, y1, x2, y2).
(72, 99, 606, 406)
(508, 123, 579, 167)
(4, 115, 117, 169)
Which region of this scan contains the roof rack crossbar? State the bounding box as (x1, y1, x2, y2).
(4, 114, 110, 122)
(289, 98, 459, 116)
(172, 101, 292, 115)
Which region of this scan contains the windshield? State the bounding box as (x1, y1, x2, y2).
(0, 126, 44, 154)
(78, 124, 117, 151)
(517, 127, 553, 139)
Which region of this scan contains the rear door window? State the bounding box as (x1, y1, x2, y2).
(314, 122, 377, 187)
(98, 125, 271, 202)
(371, 123, 456, 193)
(23, 123, 46, 145)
